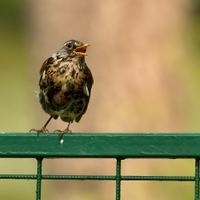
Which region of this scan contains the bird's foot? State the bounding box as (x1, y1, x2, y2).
(29, 127, 49, 135)
(54, 128, 72, 137)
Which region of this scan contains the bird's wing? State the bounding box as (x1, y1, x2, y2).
(39, 57, 54, 76)
(75, 64, 94, 122)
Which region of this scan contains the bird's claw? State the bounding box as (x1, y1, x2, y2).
(29, 128, 49, 134)
(54, 129, 72, 137)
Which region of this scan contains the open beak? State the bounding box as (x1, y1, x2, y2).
(74, 44, 89, 56)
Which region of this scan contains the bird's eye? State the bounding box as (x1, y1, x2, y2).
(66, 43, 73, 49)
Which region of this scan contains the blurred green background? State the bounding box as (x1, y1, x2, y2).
(0, 1, 34, 132)
(1, 0, 200, 200)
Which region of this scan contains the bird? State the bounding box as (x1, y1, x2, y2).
(31, 39, 94, 135)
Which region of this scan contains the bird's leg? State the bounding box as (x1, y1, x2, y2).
(63, 121, 72, 133)
(54, 121, 72, 137)
(40, 116, 53, 132)
(30, 116, 53, 134)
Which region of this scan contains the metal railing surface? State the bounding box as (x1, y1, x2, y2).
(0, 133, 200, 200)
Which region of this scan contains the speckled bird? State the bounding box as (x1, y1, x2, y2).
(31, 39, 94, 135)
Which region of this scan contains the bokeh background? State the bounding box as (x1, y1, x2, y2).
(1, 0, 200, 199)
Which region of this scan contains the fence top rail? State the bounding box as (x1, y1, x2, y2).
(0, 133, 200, 158)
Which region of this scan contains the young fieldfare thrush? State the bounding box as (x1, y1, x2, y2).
(31, 39, 94, 135)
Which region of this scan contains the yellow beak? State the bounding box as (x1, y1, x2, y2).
(74, 44, 89, 56)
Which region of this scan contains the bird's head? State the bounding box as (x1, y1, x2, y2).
(60, 40, 89, 58)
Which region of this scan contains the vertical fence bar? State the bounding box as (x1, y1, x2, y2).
(195, 158, 199, 200)
(36, 157, 43, 200)
(116, 158, 121, 200)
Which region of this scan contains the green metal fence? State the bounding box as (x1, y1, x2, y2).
(0, 133, 200, 200)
